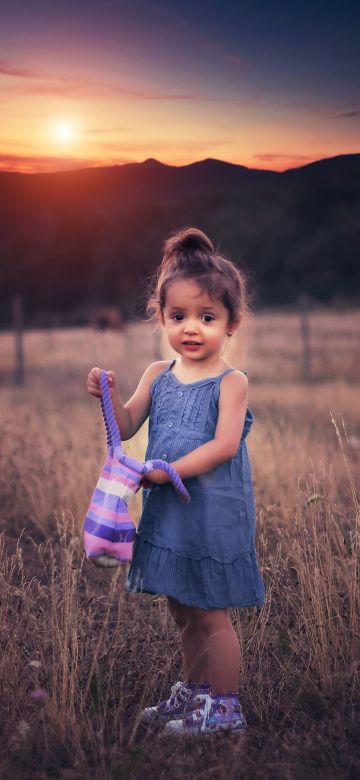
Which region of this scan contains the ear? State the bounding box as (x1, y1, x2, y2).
(228, 313, 243, 333)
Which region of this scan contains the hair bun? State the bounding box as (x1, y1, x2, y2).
(163, 227, 214, 260)
(178, 233, 210, 252)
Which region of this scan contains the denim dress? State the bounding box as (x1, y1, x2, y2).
(126, 359, 266, 610)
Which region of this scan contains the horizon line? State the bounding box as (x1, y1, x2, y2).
(0, 151, 359, 177)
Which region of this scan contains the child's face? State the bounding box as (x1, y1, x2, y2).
(161, 278, 239, 363)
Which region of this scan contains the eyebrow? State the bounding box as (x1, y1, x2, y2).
(168, 306, 217, 313)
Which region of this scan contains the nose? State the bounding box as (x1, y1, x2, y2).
(184, 320, 200, 335)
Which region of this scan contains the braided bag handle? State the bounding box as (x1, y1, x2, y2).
(99, 371, 190, 504)
(100, 371, 121, 448)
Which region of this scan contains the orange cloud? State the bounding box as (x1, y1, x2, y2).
(0, 152, 130, 173)
(0, 68, 203, 101)
(253, 153, 315, 162)
(0, 59, 68, 81)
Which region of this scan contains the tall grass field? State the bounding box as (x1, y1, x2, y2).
(0, 311, 359, 779)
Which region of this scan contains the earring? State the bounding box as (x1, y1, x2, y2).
(227, 331, 232, 336)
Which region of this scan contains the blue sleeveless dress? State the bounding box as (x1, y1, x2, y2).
(126, 359, 265, 610)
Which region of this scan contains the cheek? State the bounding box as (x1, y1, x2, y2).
(165, 324, 179, 339)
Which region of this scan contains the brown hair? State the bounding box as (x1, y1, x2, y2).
(146, 227, 250, 326)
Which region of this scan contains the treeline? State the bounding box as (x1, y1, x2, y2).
(0, 154, 359, 325)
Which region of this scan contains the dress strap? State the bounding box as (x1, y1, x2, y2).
(168, 360, 247, 380)
(214, 367, 248, 404)
(218, 368, 236, 380)
(217, 367, 248, 381)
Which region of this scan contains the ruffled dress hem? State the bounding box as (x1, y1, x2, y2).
(126, 534, 265, 610)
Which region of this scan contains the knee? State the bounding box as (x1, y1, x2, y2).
(191, 608, 230, 637)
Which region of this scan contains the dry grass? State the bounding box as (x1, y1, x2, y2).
(0, 313, 359, 779)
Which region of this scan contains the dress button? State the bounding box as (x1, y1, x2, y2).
(178, 391, 184, 397)
(168, 421, 174, 428)
(161, 453, 168, 460)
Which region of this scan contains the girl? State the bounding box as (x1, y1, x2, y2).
(87, 227, 266, 736)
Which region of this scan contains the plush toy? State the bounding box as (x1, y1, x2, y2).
(83, 370, 190, 567)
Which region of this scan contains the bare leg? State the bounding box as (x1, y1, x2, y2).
(180, 616, 210, 683)
(167, 599, 241, 691)
(167, 597, 210, 683)
(189, 608, 241, 694)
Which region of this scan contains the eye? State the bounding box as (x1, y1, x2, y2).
(169, 314, 214, 322)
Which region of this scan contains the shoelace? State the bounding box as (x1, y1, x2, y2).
(166, 681, 190, 710)
(191, 693, 213, 731)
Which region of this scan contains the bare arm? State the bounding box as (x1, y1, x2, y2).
(111, 384, 134, 440)
(122, 361, 169, 439)
(145, 371, 249, 484)
(170, 439, 233, 480)
(170, 371, 248, 478)
(86, 361, 169, 441)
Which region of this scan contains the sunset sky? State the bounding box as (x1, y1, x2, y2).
(1, 0, 359, 173)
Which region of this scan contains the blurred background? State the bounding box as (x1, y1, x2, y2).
(1, 0, 360, 332)
(1, 2, 360, 779)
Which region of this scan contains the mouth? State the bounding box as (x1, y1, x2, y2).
(182, 341, 202, 345)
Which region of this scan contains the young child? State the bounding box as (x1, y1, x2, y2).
(87, 227, 266, 736)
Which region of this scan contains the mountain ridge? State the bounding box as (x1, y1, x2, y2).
(0, 153, 359, 325)
(1, 152, 359, 179)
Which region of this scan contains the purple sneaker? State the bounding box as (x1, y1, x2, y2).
(164, 692, 247, 736)
(142, 681, 212, 723)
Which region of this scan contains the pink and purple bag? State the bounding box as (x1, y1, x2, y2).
(83, 370, 190, 567)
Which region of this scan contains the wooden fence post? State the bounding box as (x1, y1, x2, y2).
(13, 295, 25, 385)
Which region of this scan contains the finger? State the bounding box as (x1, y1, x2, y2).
(107, 370, 116, 387)
(88, 378, 101, 390)
(87, 378, 102, 396)
(88, 388, 101, 398)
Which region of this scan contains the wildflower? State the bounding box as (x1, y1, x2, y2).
(30, 688, 48, 700)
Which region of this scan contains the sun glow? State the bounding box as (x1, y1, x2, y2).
(55, 123, 73, 144)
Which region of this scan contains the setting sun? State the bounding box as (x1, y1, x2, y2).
(55, 123, 73, 144)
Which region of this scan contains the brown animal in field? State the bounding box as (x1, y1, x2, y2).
(90, 307, 123, 331)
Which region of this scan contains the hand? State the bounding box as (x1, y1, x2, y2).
(139, 469, 169, 489)
(87, 367, 117, 398)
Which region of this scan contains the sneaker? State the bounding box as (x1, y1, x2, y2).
(141, 681, 212, 723)
(163, 692, 247, 736)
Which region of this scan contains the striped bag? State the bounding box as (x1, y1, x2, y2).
(83, 370, 190, 567)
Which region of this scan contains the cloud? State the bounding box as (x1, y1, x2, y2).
(85, 126, 132, 135)
(199, 41, 250, 70)
(0, 152, 129, 174)
(140, 4, 250, 70)
(92, 138, 231, 152)
(0, 74, 203, 101)
(0, 59, 68, 82)
(222, 52, 247, 66)
(0, 139, 30, 148)
(0, 57, 204, 100)
(337, 110, 360, 118)
(253, 153, 315, 162)
(140, 0, 243, 65)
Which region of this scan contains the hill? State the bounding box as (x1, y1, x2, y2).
(0, 154, 359, 324)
